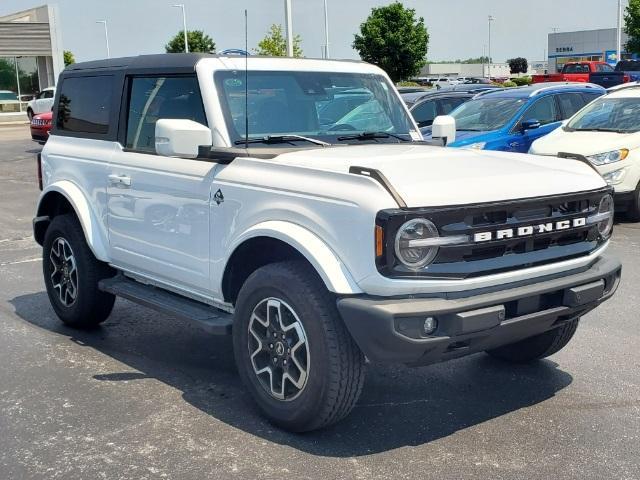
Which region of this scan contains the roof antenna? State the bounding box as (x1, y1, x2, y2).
(244, 9, 249, 149)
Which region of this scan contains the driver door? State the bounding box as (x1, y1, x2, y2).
(107, 75, 215, 296)
(508, 95, 560, 153)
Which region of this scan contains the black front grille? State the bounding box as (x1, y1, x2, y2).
(376, 188, 610, 279)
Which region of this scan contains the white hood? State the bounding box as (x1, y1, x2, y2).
(530, 127, 640, 157)
(273, 144, 606, 208)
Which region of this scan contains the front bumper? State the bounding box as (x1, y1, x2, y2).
(337, 254, 621, 365)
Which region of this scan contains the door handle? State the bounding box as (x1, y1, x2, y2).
(108, 174, 131, 187)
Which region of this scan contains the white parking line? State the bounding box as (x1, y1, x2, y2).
(0, 257, 41, 267)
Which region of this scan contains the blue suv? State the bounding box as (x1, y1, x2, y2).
(425, 83, 605, 153)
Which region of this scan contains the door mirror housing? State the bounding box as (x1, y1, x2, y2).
(432, 115, 457, 145)
(521, 119, 541, 132)
(155, 119, 212, 159)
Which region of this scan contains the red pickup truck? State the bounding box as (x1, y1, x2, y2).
(532, 61, 614, 84)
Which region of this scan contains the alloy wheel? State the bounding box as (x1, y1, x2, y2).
(49, 237, 78, 307)
(248, 297, 310, 401)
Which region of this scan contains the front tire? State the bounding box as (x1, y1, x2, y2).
(486, 318, 580, 363)
(43, 214, 116, 328)
(233, 261, 365, 432)
(27, 108, 34, 120)
(627, 184, 640, 222)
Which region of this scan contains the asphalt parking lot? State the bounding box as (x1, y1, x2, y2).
(0, 125, 639, 480)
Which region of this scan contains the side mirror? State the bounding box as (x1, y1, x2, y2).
(155, 119, 212, 158)
(521, 119, 541, 132)
(432, 115, 456, 145)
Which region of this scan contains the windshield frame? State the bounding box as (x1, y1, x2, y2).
(214, 70, 419, 148)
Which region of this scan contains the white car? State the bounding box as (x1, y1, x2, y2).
(427, 77, 461, 89)
(530, 85, 640, 220)
(26, 86, 55, 119)
(33, 54, 620, 432)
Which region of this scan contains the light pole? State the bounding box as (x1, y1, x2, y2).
(284, 0, 294, 57)
(487, 15, 494, 79)
(96, 20, 110, 58)
(323, 0, 330, 58)
(172, 4, 189, 53)
(617, 0, 623, 63)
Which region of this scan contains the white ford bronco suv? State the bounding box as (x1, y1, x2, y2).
(34, 54, 621, 432)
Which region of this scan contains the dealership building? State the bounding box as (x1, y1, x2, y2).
(548, 28, 629, 73)
(0, 4, 63, 115)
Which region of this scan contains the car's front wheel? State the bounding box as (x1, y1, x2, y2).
(485, 318, 580, 363)
(43, 214, 116, 328)
(627, 183, 640, 222)
(233, 261, 365, 432)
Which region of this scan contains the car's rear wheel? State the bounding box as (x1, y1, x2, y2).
(233, 261, 365, 432)
(43, 214, 116, 328)
(485, 318, 580, 363)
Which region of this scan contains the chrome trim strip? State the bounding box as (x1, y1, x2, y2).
(408, 235, 470, 247)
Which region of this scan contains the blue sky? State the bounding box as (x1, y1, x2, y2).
(0, 0, 624, 62)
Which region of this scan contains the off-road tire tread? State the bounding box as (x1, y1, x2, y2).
(236, 260, 365, 431)
(43, 214, 115, 328)
(627, 184, 640, 222)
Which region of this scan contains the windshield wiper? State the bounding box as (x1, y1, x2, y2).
(570, 128, 628, 133)
(336, 131, 409, 142)
(456, 128, 482, 132)
(234, 135, 330, 146)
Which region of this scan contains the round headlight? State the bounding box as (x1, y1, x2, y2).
(597, 194, 614, 237)
(394, 219, 440, 269)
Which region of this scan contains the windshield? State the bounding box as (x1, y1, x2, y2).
(215, 71, 415, 146)
(450, 97, 526, 131)
(566, 97, 640, 133)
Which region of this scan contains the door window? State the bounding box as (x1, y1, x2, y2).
(557, 93, 585, 118)
(44, 90, 54, 99)
(411, 99, 437, 127)
(436, 97, 467, 115)
(125, 76, 207, 154)
(520, 95, 558, 126)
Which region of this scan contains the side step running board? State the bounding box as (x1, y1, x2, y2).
(99, 275, 233, 335)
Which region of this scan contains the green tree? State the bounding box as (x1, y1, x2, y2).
(352, 2, 429, 82)
(165, 30, 216, 53)
(507, 57, 528, 74)
(63, 50, 75, 67)
(625, 0, 640, 56)
(255, 24, 303, 57)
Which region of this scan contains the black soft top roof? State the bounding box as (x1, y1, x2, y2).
(63, 53, 215, 75)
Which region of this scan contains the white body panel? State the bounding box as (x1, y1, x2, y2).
(39, 56, 612, 303)
(107, 144, 215, 295)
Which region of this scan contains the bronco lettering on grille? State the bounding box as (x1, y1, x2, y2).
(473, 217, 587, 243)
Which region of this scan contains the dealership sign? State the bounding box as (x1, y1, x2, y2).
(555, 47, 574, 53)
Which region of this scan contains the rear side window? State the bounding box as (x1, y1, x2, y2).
(56, 76, 113, 134)
(557, 93, 585, 118)
(596, 64, 614, 73)
(125, 76, 206, 153)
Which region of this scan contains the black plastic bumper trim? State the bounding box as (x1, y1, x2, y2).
(337, 254, 621, 365)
